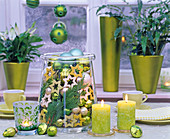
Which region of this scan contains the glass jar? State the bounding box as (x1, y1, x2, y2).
(39, 52, 97, 133)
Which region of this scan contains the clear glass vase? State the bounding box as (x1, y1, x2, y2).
(39, 52, 96, 133)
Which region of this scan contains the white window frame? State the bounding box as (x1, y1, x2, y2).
(0, 0, 168, 89)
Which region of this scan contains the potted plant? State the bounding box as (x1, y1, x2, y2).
(96, 5, 123, 92)
(0, 22, 43, 90)
(118, 0, 169, 94)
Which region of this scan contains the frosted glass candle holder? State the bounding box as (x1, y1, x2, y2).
(160, 71, 170, 90)
(13, 101, 39, 135)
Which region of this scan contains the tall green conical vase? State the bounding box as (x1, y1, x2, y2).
(100, 16, 122, 92)
(130, 55, 163, 94)
(3, 62, 29, 90)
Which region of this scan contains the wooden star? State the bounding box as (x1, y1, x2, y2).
(44, 66, 55, 81)
(80, 87, 91, 101)
(39, 109, 47, 123)
(64, 114, 77, 128)
(89, 87, 94, 100)
(41, 94, 52, 107)
(73, 114, 85, 127)
(49, 80, 63, 94)
(70, 64, 83, 78)
(63, 74, 77, 88)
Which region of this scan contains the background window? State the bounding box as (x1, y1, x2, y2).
(25, 6, 87, 68)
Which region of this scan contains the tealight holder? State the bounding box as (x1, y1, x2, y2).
(88, 130, 115, 137)
(113, 126, 130, 133)
(160, 70, 170, 90)
(13, 101, 39, 135)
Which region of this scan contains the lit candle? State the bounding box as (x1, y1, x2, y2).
(164, 82, 170, 87)
(21, 120, 32, 127)
(117, 95, 136, 130)
(92, 100, 110, 134)
(122, 36, 125, 43)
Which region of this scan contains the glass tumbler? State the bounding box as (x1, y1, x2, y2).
(39, 52, 97, 133)
(13, 101, 39, 135)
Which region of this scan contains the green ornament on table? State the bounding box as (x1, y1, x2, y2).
(50, 27, 67, 44)
(130, 125, 142, 138)
(37, 123, 48, 135)
(47, 126, 57, 137)
(26, 0, 39, 8)
(54, 5, 67, 17)
(3, 127, 17, 137)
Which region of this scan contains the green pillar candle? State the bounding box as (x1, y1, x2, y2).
(92, 101, 110, 134)
(117, 98, 136, 130)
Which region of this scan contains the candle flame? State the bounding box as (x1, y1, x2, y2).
(164, 82, 170, 86)
(122, 36, 125, 43)
(125, 94, 128, 103)
(21, 120, 32, 127)
(101, 100, 104, 107)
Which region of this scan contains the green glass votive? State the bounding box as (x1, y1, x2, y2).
(13, 101, 39, 135)
(160, 71, 170, 90)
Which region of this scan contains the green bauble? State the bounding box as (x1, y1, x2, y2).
(50, 27, 67, 44)
(3, 127, 17, 137)
(64, 109, 72, 115)
(37, 123, 48, 135)
(130, 125, 142, 138)
(54, 5, 67, 17)
(83, 116, 91, 126)
(56, 119, 63, 127)
(53, 21, 66, 29)
(26, 0, 39, 8)
(53, 62, 62, 70)
(47, 126, 57, 137)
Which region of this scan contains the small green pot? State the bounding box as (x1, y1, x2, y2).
(130, 55, 163, 94)
(3, 62, 29, 90)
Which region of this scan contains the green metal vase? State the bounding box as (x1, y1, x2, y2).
(130, 55, 163, 94)
(3, 62, 30, 90)
(100, 16, 122, 92)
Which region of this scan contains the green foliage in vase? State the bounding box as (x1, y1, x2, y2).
(45, 77, 88, 126)
(0, 22, 43, 63)
(96, 0, 170, 56)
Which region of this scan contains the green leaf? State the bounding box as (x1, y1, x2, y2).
(0, 55, 6, 60)
(141, 37, 147, 55)
(17, 56, 23, 63)
(155, 32, 160, 47)
(114, 27, 122, 39)
(137, 0, 143, 16)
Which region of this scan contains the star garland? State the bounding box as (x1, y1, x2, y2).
(70, 64, 83, 78)
(89, 87, 94, 100)
(41, 94, 52, 107)
(44, 66, 55, 81)
(49, 80, 63, 94)
(80, 86, 91, 101)
(39, 109, 47, 123)
(73, 114, 85, 127)
(64, 114, 77, 128)
(63, 74, 77, 88)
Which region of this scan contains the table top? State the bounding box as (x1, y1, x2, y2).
(0, 102, 170, 139)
